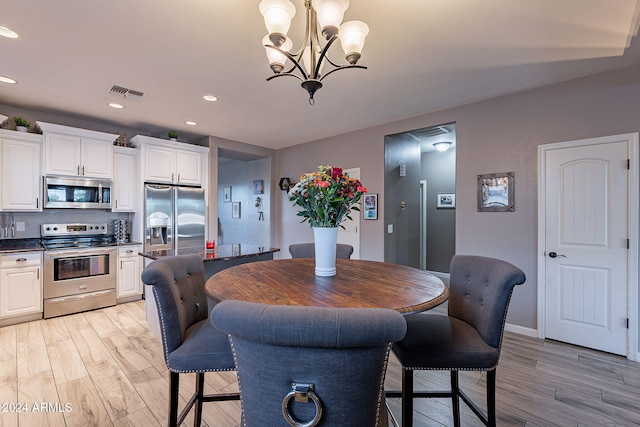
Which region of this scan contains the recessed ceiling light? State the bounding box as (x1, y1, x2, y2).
(108, 102, 124, 109)
(185, 121, 197, 126)
(0, 26, 19, 39)
(0, 75, 17, 84)
(203, 95, 218, 102)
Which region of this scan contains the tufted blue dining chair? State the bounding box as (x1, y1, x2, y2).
(389, 255, 526, 427)
(211, 300, 407, 426)
(289, 243, 354, 259)
(141, 254, 240, 427)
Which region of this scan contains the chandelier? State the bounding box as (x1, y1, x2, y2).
(259, 0, 369, 104)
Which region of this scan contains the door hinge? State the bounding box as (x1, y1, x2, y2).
(627, 239, 630, 249)
(627, 318, 630, 329)
(628, 159, 631, 170)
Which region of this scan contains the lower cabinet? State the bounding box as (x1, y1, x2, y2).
(0, 252, 42, 319)
(117, 245, 142, 302)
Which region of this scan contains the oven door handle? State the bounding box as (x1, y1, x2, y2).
(45, 248, 116, 256)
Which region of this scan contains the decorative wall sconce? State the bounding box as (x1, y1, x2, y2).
(279, 177, 292, 191)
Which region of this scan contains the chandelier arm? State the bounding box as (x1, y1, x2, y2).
(313, 35, 338, 79)
(265, 44, 310, 80)
(266, 72, 304, 82)
(318, 65, 367, 82)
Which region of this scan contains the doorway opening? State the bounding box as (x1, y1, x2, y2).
(217, 148, 271, 247)
(383, 123, 456, 276)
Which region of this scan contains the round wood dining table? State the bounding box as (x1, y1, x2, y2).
(205, 258, 448, 315)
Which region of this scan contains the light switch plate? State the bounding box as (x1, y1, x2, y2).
(387, 224, 393, 233)
(16, 222, 25, 232)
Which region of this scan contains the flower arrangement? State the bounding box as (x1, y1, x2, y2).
(288, 166, 367, 228)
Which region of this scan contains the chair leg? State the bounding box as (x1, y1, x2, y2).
(401, 369, 414, 427)
(169, 371, 180, 427)
(450, 370, 461, 427)
(486, 369, 496, 427)
(193, 373, 205, 427)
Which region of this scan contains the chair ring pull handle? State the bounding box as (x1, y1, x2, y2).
(282, 382, 323, 427)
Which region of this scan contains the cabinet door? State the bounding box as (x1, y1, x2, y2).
(176, 150, 202, 185)
(81, 138, 113, 178)
(0, 267, 42, 318)
(118, 250, 142, 298)
(145, 145, 175, 183)
(45, 133, 81, 176)
(2, 139, 41, 210)
(113, 150, 136, 212)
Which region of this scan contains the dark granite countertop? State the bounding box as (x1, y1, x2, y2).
(0, 239, 143, 254)
(0, 238, 44, 253)
(140, 245, 280, 261)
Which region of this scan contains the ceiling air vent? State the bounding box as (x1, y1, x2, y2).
(410, 126, 451, 139)
(108, 85, 144, 100)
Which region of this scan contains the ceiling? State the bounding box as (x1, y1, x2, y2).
(2, 0, 640, 150)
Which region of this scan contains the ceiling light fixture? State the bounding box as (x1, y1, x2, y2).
(203, 95, 218, 102)
(0, 26, 19, 39)
(433, 142, 452, 152)
(259, 0, 369, 104)
(0, 75, 17, 84)
(108, 103, 124, 109)
(185, 121, 197, 126)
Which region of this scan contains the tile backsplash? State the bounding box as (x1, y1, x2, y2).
(0, 211, 132, 239)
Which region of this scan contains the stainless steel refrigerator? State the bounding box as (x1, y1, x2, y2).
(144, 184, 206, 254)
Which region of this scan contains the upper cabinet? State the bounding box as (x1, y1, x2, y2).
(131, 135, 207, 186)
(0, 129, 42, 211)
(39, 122, 118, 179)
(113, 146, 137, 212)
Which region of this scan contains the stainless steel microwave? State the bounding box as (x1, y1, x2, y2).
(44, 176, 112, 209)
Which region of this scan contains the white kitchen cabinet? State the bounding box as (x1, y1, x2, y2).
(0, 252, 42, 318)
(0, 130, 42, 211)
(132, 135, 206, 186)
(176, 149, 202, 185)
(117, 245, 142, 301)
(113, 146, 137, 212)
(40, 121, 118, 179)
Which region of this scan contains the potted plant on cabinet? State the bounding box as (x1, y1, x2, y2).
(13, 116, 30, 132)
(168, 130, 178, 141)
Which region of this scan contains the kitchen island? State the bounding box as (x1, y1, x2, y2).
(140, 244, 280, 278)
(140, 244, 280, 341)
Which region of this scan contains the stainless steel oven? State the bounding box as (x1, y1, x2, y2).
(41, 223, 117, 318)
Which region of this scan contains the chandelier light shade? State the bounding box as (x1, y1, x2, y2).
(259, 0, 369, 104)
(259, 0, 297, 47)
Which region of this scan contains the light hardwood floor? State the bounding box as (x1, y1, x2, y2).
(0, 300, 639, 426)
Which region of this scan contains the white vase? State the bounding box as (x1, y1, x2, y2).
(16, 126, 28, 132)
(313, 226, 338, 277)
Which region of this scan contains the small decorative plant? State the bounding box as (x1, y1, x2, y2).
(168, 130, 179, 139)
(13, 116, 30, 128)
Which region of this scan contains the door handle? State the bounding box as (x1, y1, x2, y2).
(548, 251, 566, 258)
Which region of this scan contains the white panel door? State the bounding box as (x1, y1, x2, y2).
(338, 168, 361, 259)
(544, 140, 628, 355)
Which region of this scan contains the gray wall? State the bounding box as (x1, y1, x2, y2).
(422, 148, 456, 273)
(383, 133, 422, 267)
(217, 157, 271, 246)
(276, 62, 640, 333)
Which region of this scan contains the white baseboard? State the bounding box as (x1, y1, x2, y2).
(505, 322, 537, 337)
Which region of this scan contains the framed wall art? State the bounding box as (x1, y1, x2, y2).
(232, 202, 241, 218)
(477, 172, 515, 212)
(253, 179, 264, 194)
(363, 193, 378, 219)
(437, 193, 455, 208)
(223, 186, 232, 202)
